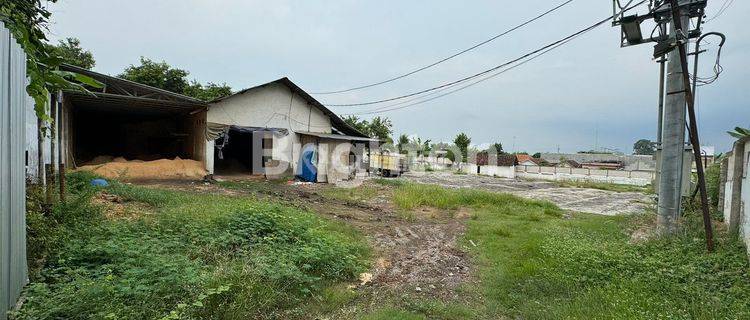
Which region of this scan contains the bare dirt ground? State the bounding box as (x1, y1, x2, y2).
(401, 171, 654, 215)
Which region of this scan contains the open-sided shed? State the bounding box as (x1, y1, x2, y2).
(27, 64, 210, 180)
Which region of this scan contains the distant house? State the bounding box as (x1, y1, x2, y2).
(556, 159, 581, 168)
(205, 78, 380, 183)
(517, 154, 543, 166)
(475, 152, 517, 167)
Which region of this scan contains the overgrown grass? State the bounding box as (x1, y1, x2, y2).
(392, 183, 560, 216)
(17, 171, 370, 320)
(379, 182, 750, 319)
(319, 186, 381, 203)
(554, 180, 654, 193)
(466, 207, 750, 319)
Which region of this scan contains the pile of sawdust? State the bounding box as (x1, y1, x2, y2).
(78, 156, 207, 180)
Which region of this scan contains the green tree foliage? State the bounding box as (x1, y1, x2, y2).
(532, 152, 541, 158)
(1, 0, 102, 121)
(343, 115, 372, 136)
(411, 137, 432, 156)
(453, 132, 471, 162)
(727, 127, 750, 139)
(342, 115, 393, 143)
(369, 116, 393, 143)
(119, 57, 190, 94)
(49, 37, 95, 69)
(491, 142, 504, 154)
(184, 80, 232, 101)
(119, 57, 231, 101)
(633, 139, 656, 155)
(397, 134, 409, 154)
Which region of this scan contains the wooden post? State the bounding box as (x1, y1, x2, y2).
(46, 94, 57, 203)
(36, 117, 44, 185)
(57, 93, 65, 202)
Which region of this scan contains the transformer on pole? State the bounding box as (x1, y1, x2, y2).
(611, 0, 708, 234)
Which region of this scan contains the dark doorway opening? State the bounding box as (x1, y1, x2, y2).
(214, 128, 256, 175)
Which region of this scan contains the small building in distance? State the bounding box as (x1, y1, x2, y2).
(516, 154, 543, 166)
(205, 77, 379, 183)
(556, 159, 581, 168)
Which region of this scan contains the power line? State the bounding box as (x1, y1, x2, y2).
(343, 26, 583, 116)
(326, 0, 647, 108)
(310, 0, 576, 95)
(705, 0, 735, 22)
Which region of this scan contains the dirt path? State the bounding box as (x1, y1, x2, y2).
(401, 172, 653, 215)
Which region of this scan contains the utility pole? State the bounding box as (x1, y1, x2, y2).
(612, 0, 713, 242)
(657, 13, 689, 233)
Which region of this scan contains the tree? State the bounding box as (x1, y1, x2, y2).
(50, 37, 95, 69)
(184, 81, 232, 101)
(369, 116, 393, 143)
(119, 57, 231, 101)
(344, 116, 393, 143)
(397, 134, 410, 154)
(491, 142, 504, 155)
(119, 57, 190, 94)
(728, 127, 750, 139)
(343, 115, 372, 137)
(633, 139, 655, 155)
(453, 132, 471, 162)
(532, 152, 541, 158)
(1, 0, 102, 119)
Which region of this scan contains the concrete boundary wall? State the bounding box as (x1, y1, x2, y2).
(515, 165, 653, 186)
(720, 138, 750, 256)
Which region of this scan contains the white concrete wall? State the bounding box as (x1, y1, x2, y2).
(516, 166, 653, 186)
(479, 165, 516, 178)
(723, 151, 736, 223)
(206, 82, 332, 174)
(741, 140, 750, 253)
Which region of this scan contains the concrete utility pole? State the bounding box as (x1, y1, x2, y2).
(657, 14, 689, 233)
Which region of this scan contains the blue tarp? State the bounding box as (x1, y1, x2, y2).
(297, 145, 317, 182)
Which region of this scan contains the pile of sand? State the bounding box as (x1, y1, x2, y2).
(77, 156, 207, 180)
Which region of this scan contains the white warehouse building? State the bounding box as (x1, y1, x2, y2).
(205, 78, 380, 183)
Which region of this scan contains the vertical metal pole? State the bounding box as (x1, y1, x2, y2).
(657, 15, 689, 234)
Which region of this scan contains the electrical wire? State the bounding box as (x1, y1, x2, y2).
(310, 0, 576, 95)
(705, 0, 735, 22)
(689, 33, 726, 86)
(343, 32, 580, 116)
(326, 0, 648, 108)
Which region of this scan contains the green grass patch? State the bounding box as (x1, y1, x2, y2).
(372, 178, 405, 187)
(554, 180, 653, 193)
(384, 182, 749, 319)
(17, 171, 370, 320)
(466, 208, 750, 319)
(319, 186, 381, 203)
(392, 183, 560, 216)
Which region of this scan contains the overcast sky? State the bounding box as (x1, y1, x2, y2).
(47, 0, 749, 154)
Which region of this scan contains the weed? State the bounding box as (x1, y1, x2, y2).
(18, 173, 369, 320)
(554, 180, 653, 193)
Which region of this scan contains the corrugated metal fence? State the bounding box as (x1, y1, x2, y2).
(0, 21, 29, 320)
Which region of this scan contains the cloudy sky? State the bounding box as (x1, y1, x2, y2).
(47, 0, 749, 154)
